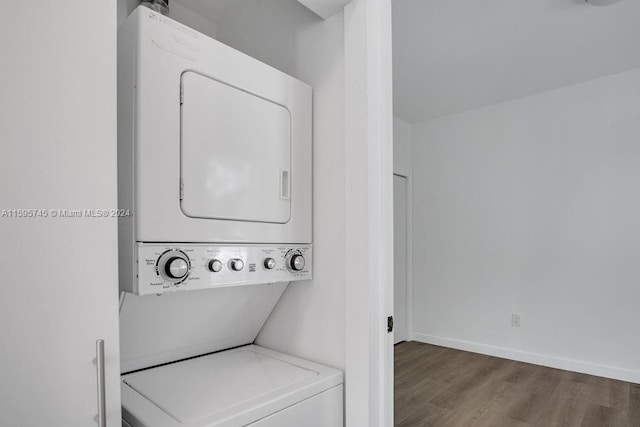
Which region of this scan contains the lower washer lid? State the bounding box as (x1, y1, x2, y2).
(122, 345, 343, 426)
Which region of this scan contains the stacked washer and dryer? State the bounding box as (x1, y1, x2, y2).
(118, 6, 343, 426)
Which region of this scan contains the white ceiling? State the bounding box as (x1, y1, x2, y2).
(393, 0, 640, 123)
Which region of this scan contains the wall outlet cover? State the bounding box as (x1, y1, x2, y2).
(511, 313, 521, 327)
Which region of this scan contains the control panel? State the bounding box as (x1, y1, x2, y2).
(134, 243, 312, 295)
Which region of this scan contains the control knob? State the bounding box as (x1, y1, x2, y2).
(264, 258, 276, 270)
(165, 257, 188, 279)
(208, 259, 223, 273)
(157, 250, 191, 283)
(289, 254, 305, 271)
(230, 258, 244, 271)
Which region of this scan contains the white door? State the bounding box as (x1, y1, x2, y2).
(0, 1, 120, 425)
(180, 71, 292, 224)
(393, 175, 408, 344)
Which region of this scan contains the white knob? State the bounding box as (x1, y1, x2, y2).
(208, 259, 223, 273)
(264, 258, 276, 270)
(166, 257, 188, 279)
(290, 254, 305, 271)
(230, 259, 244, 271)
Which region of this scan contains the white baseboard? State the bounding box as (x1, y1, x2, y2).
(412, 332, 640, 384)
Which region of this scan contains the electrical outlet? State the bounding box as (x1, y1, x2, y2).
(511, 313, 521, 327)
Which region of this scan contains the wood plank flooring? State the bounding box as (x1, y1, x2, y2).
(395, 341, 640, 427)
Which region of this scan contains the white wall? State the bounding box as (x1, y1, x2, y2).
(411, 68, 640, 383)
(215, 0, 346, 371)
(215, 0, 319, 80)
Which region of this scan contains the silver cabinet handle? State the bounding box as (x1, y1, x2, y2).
(95, 339, 106, 426)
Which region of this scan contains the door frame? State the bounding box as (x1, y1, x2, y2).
(393, 172, 413, 343)
(344, 0, 394, 425)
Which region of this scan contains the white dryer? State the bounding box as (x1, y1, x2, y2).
(118, 5, 312, 296)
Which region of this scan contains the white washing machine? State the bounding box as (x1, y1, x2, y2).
(121, 346, 343, 427)
(118, 6, 342, 427)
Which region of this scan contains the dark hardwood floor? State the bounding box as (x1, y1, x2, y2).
(395, 341, 640, 427)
